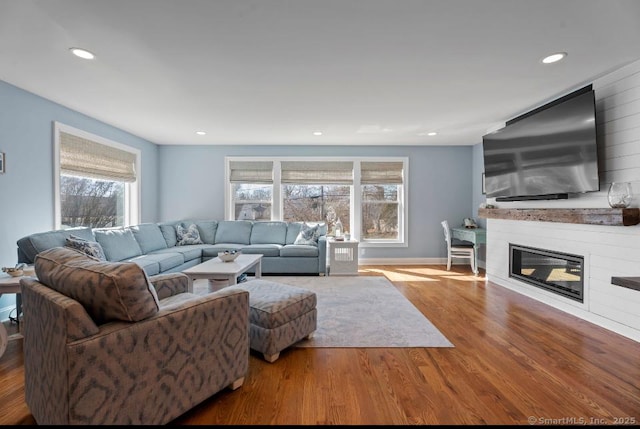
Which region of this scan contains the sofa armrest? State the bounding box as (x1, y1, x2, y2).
(149, 272, 189, 300)
(21, 278, 102, 425)
(21, 278, 99, 341)
(318, 235, 327, 274)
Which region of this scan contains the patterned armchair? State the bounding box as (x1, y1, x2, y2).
(20, 247, 249, 425)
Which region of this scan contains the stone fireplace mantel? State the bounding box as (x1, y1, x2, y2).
(478, 207, 640, 226)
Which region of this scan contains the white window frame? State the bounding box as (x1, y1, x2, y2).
(53, 122, 141, 229)
(225, 156, 408, 248)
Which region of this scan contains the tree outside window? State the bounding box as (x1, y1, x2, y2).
(60, 176, 125, 228)
(282, 184, 350, 233)
(362, 184, 399, 240)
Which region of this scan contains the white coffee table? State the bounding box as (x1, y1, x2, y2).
(183, 254, 263, 292)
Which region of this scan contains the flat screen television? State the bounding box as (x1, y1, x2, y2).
(482, 86, 600, 201)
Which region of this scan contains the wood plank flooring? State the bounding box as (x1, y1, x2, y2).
(1, 265, 638, 425)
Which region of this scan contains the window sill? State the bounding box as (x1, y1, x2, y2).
(360, 241, 407, 248)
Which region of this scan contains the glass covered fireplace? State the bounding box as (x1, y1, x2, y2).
(509, 244, 584, 303)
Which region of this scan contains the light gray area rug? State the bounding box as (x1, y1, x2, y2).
(265, 275, 454, 348)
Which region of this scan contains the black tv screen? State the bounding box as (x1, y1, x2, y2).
(483, 88, 599, 201)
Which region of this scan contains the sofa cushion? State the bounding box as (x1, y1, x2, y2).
(129, 223, 168, 253)
(125, 256, 160, 276)
(34, 247, 160, 325)
(128, 253, 184, 273)
(240, 244, 283, 257)
(16, 227, 96, 263)
(176, 223, 204, 245)
(280, 245, 319, 257)
(215, 220, 253, 245)
(157, 221, 179, 247)
(64, 235, 107, 261)
(150, 244, 208, 262)
(194, 220, 218, 244)
(94, 228, 143, 262)
(201, 244, 245, 258)
(285, 222, 303, 244)
(251, 222, 287, 245)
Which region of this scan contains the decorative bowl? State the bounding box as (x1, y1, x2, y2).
(2, 267, 24, 277)
(218, 251, 241, 262)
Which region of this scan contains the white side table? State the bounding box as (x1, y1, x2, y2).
(0, 275, 25, 359)
(327, 238, 359, 276)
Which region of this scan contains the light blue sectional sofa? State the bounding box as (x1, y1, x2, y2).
(16, 220, 327, 276)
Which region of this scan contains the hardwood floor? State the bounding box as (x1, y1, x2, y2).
(1, 265, 639, 425)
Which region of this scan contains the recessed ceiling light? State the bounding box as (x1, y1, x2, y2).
(195, 131, 207, 136)
(427, 132, 437, 136)
(69, 47, 95, 60)
(542, 52, 567, 64)
(313, 131, 323, 136)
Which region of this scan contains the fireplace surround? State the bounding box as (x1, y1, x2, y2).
(509, 244, 584, 303)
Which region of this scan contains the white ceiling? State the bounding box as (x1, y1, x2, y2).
(2, 0, 640, 146)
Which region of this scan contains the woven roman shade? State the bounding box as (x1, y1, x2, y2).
(229, 161, 274, 183)
(60, 132, 137, 182)
(360, 161, 404, 184)
(281, 161, 353, 184)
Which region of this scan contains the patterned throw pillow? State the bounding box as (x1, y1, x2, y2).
(176, 223, 204, 245)
(65, 234, 107, 261)
(294, 223, 320, 246)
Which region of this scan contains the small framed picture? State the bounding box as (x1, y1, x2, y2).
(0, 152, 4, 174)
(482, 173, 486, 194)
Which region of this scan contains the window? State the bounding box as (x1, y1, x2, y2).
(59, 176, 125, 228)
(281, 161, 353, 232)
(225, 157, 407, 247)
(229, 161, 273, 220)
(361, 162, 404, 241)
(54, 122, 140, 229)
(282, 184, 351, 228)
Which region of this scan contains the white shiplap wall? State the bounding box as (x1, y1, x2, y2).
(485, 59, 640, 343)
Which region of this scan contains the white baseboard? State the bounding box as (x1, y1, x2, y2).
(358, 257, 486, 267)
(358, 257, 445, 265)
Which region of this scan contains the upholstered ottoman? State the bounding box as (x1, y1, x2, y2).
(228, 279, 317, 363)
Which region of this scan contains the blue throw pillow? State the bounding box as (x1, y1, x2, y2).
(64, 234, 107, 261)
(294, 223, 319, 246)
(176, 223, 204, 245)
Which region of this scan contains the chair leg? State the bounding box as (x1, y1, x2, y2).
(470, 251, 477, 275)
(264, 352, 280, 363)
(446, 253, 451, 270)
(229, 377, 245, 390)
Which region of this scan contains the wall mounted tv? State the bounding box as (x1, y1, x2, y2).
(482, 85, 600, 201)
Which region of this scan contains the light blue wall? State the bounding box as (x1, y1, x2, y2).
(158, 145, 476, 259)
(0, 80, 159, 318)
